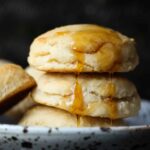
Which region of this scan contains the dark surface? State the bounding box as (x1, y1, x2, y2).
(0, 0, 149, 99)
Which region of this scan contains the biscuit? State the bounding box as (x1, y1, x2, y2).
(32, 73, 140, 119)
(28, 24, 138, 73)
(19, 105, 124, 127)
(0, 59, 12, 66)
(5, 93, 36, 121)
(0, 64, 36, 113)
(25, 66, 44, 81)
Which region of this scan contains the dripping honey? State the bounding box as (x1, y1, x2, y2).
(70, 26, 121, 116)
(71, 26, 122, 72)
(70, 79, 84, 114)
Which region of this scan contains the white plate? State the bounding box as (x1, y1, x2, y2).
(0, 99, 150, 150)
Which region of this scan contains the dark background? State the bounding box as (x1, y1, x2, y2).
(0, 0, 149, 99)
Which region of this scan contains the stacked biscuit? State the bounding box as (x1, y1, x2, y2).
(20, 24, 140, 127)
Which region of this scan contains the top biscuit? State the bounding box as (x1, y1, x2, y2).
(28, 24, 139, 73)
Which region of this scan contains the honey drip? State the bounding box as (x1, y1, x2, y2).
(69, 25, 120, 117)
(70, 51, 84, 114)
(70, 32, 85, 114)
(71, 25, 122, 72)
(70, 79, 84, 114)
(74, 51, 84, 73)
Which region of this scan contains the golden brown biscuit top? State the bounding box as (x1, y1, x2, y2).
(53, 24, 124, 72)
(29, 24, 138, 73)
(52, 24, 122, 53)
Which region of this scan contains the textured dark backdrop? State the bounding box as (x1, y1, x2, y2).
(0, 0, 149, 99)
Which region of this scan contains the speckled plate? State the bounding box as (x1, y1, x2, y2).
(0, 99, 150, 150)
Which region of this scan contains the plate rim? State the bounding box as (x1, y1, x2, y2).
(0, 99, 149, 135)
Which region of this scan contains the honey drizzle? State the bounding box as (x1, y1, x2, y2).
(71, 25, 122, 72)
(52, 29, 85, 115)
(70, 35, 85, 114)
(96, 43, 122, 72)
(73, 51, 84, 73)
(70, 78, 84, 114)
(71, 26, 122, 53)
(69, 25, 121, 116)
